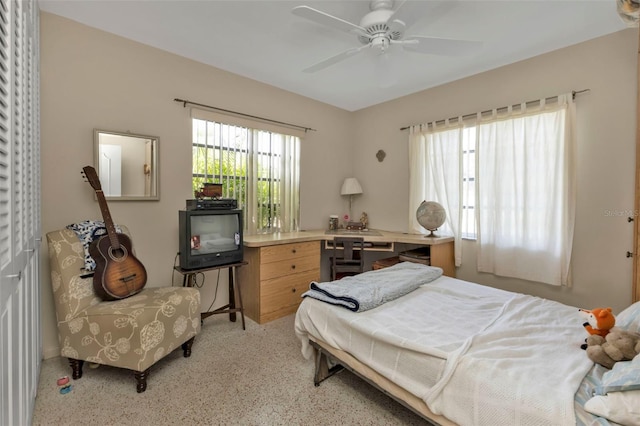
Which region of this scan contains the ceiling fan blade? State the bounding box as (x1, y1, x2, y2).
(303, 45, 370, 73)
(401, 36, 482, 56)
(292, 5, 368, 36)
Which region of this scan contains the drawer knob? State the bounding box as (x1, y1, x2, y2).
(292, 288, 296, 293)
(292, 249, 297, 254)
(291, 264, 296, 270)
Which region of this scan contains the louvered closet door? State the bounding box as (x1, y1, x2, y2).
(0, 0, 41, 425)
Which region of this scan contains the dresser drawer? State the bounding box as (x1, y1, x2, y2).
(260, 255, 319, 281)
(260, 241, 319, 265)
(261, 269, 319, 315)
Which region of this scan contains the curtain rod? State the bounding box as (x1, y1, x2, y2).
(399, 89, 590, 131)
(173, 98, 316, 133)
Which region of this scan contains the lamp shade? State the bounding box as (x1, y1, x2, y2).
(341, 178, 363, 195)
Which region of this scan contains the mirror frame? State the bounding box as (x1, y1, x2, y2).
(93, 129, 160, 201)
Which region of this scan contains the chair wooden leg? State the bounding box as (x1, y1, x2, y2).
(68, 358, 84, 380)
(182, 337, 195, 358)
(134, 369, 149, 393)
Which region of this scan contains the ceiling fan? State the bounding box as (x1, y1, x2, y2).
(292, 0, 482, 73)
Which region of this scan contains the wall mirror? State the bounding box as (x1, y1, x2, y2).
(94, 129, 159, 201)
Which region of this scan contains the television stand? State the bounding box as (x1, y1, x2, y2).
(174, 261, 248, 330)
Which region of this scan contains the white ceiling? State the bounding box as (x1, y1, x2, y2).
(38, 0, 627, 111)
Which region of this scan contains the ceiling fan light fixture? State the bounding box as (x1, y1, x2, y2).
(371, 36, 390, 52)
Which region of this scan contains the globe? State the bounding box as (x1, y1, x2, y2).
(416, 201, 446, 237)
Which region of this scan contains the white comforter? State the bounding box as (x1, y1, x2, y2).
(295, 276, 594, 426)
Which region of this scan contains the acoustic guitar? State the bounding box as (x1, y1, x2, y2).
(82, 166, 147, 301)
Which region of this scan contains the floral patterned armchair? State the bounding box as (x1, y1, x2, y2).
(46, 226, 202, 393)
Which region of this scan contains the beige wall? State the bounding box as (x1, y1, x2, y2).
(353, 29, 639, 313)
(39, 13, 354, 358)
(40, 11, 638, 358)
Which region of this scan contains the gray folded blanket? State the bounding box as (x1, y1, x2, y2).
(301, 262, 443, 312)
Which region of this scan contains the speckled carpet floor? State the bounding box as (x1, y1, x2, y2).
(32, 313, 426, 425)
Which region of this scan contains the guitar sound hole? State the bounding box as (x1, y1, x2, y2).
(108, 245, 129, 262)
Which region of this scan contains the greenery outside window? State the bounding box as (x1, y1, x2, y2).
(191, 116, 301, 235)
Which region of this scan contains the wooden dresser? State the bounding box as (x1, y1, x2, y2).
(238, 241, 320, 324)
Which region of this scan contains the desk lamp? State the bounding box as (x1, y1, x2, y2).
(341, 177, 363, 220)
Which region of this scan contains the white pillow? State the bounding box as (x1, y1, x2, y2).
(584, 390, 640, 426)
(616, 301, 640, 333)
(596, 356, 640, 395)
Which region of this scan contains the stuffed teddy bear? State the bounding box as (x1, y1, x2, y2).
(579, 307, 616, 350)
(584, 327, 640, 369)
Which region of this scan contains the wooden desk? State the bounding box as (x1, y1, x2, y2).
(174, 261, 248, 330)
(238, 230, 455, 324)
(243, 230, 454, 275)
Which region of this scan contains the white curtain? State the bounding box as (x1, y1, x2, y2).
(275, 134, 301, 233)
(243, 130, 301, 235)
(244, 128, 259, 234)
(408, 120, 463, 266)
(476, 94, 576, 286)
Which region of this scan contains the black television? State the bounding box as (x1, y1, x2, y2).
(178, 209, 244, 270)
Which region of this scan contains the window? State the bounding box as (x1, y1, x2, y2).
(191, 118, 300, 234)
(409, 95, 576, 286)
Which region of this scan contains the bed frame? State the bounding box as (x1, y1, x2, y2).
(309, 336, 456, 426)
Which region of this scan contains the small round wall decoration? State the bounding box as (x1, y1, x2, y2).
(376, 150, 386, 162)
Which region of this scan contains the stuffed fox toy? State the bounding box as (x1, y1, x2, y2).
(579, 307, 616, 349)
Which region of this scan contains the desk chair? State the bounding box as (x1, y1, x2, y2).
(331, 237, 365, 280)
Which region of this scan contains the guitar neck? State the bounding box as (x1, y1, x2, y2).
(95, 189, 121, 250)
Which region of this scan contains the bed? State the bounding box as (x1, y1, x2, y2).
(294, 262, 640, 426)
